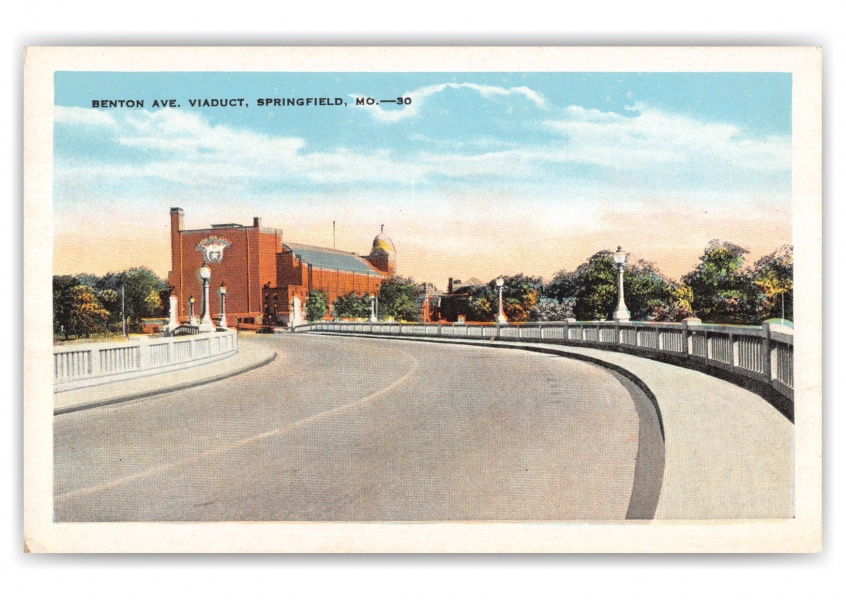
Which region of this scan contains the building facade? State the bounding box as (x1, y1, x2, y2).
(168, 208, 396, 326)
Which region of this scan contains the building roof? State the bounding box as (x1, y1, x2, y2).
(371, 232, 397, 258)
(283, 243, 383, 276)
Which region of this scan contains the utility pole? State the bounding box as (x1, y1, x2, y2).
(121, 282, 127, 338)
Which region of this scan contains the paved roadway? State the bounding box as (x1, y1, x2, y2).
(54, 334, 652, 522)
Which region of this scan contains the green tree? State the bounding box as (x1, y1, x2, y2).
(439, 294, 473, 322)
(529, 297, 575, 321)
(96, 267, 168, 333)
(545, 268, 582, 305)
(305, 291, 329, 322)
(682, 240, 758, 324)
(53, 275, 81, 339)
(144, 289, 164, 316)
(560, 251, 675, 321)
(751, 245, 793, 322)
(624, 259, 675, 321)
(648, 282, 695, 322)
(571, 251, 619, 320)
(64, 285, 110, 339)
(332, 292, 371, 319)
(377, 277, 420, 321)
(468, 274, 541, 322)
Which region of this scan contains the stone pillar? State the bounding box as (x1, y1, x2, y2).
(166, 295, 180, 334)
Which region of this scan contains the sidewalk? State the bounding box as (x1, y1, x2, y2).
(315, 332, 794, 520)
(54, 334, 277, 415)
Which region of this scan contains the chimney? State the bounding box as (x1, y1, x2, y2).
(253, 217, 261, 228)
(170, 207, 184, 231)
(448, 277, 454, 294)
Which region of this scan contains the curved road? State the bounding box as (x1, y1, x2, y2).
(54, 334, 659, 522)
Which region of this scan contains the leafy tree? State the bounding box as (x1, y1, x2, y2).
(545, 268, 582, 305)
(439, 294, 473, 322)
(570, 251, 620, 320)
(144, 289, 164, 316)
(751, 245, 793, 322)
(63, 285, 110, 339)
(682, 240, 758, 324)
(95, 267, 168, 333)
(377, 277, 421, 321)
(553, 251, 675, 321)
(467, 274, 541, 322)
(53, 275, 81, 339)
(305, 290, 329, 322)
(624, 259, 676, 321)
(529, 297, 575, 321)
(332, 292, 371, 319)
(647, 282, 695, 322)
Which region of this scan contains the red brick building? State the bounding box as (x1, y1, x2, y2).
(168, 208, 396, 326)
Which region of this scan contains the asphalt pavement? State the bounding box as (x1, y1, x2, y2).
(54, 334, 645, 522)
(53, 331, 793, 522)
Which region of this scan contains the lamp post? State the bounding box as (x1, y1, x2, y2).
(218, 282, 228, 330)
(495, 277, 507, 325)
(369, 294, 377, 323)
(188, 295, 197, 326)
(612, 246, 631, 322)
(198, 263, 214, 332)
(121, 283, 127, 338)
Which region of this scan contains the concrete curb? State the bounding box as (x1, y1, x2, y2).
(54, 351, 278, 416)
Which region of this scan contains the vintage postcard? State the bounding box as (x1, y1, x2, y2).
(23, 47, 822, 552)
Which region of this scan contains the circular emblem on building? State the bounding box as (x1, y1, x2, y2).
(196, 236, 232, 264)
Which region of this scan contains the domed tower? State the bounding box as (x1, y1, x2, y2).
(368, 225, 397, 276)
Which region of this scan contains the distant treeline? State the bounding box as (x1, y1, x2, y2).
(53, 267, 168, 339)
(54, 241, 793, 336)
(439, 240, 792, 325)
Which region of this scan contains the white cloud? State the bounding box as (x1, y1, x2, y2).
(543, 103, 790, 172)
(54, 105, 118, 128)
(351, 81, 548, 124)
(54, 107, 427, 186)
(54, 101, 790, 201)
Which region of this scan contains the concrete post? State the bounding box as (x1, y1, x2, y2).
(761, 322, 773, 382)
(730, 333, 738, 371)
(166, 295, 180, 333)
(218, 286, 228, 330)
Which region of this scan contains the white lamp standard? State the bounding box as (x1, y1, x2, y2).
(612, 246, 631, 322)
(188, 295, 197, 326)
(218, 282, 228, 330)
(198, 263, 214, 332)
(495, 277, 507, 324)
(369, 294, 377, 322)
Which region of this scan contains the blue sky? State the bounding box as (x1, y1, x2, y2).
(53, 71, 792, 285)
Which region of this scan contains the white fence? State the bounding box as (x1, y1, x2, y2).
(296, 320, 793, 401)
(54, 330, 238, 392)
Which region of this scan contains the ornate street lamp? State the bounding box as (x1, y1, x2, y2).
(612, 246, 631, 322)
(188, 295, 197, 326)
(495, 277, 507, 324)
(218, 281, 228, 330)
(198, 262, 215, 332)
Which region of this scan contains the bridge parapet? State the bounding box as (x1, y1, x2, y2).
(54, 330, 239, 392)
(294, 320, 793, 403)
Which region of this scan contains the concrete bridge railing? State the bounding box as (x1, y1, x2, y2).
(53, 330, 239, 392)
(295, 320, 793, 402)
